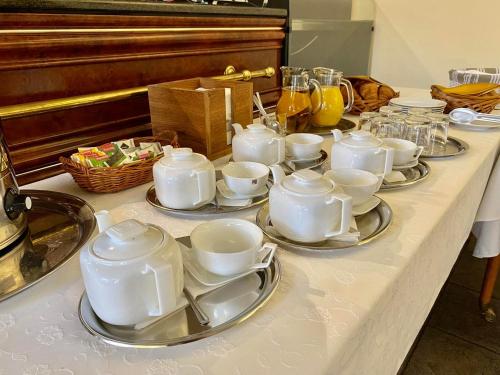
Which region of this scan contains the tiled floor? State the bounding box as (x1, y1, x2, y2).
(401, 237, 500, 374)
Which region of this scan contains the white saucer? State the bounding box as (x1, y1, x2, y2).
(216, 179, 269, 200)
(352, 196, 381, 216)
(392, 159, 419, 170)
(179, 242, 275, 287)
(285, 153, 322, 163)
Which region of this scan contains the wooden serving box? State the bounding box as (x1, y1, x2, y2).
(148, 78, 253, 160)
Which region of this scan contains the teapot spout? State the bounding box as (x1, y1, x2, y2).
(232, 123, 244, 135)
(94, 210, 114, 233)
(162, 145, 173, 156)
(269, 165, 286, 185)
(331, 129, 343, 142)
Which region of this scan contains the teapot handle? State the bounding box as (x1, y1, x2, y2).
(377, 146, 395, 176)
(341, 78, 354, 112)
(145, 260, 176, 317)
(324, 193, 352, 238)
(193, 169, 213, 206)
(309, 78, 323, 115)
(271, 137, 286, 165)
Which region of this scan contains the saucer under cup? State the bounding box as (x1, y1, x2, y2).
(222, 161, 270, 196)
(285, 133, 324, 160)
(191, 219, 276, 276)
(326, 168, 380, 206)
(383, 138, 423, 166)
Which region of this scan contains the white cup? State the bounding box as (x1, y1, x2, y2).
(191, 219, 277, 276)
(382, 138, 423, 166)
(326, 168, 380, 206)
(222, 162, 270, 196)
(285, 133, 324, 160)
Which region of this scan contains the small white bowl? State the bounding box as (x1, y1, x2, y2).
(222, 161, 269, 196)
(191, 219, 273, 276)
(327, 168, 380, 206)
(382, 138, 423, 166)
(285, 133, 324, 160)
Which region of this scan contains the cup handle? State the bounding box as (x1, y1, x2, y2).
(341, 78, 354, 112)
(193, 169, 212, 206)
(271, 137, 286, 165)
(413, 146, 424, 159)
(324, 193, 352, 237)
(145, 260, 176, 317)
(251, 243, 278, 269)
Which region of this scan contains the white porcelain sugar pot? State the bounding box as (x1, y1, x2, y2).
(269, 166, 352, 243)
(330, 130, 394, 177)
(153, 146, 216, 209)
(80, 211, 184, 326)
(232, 123, 285, 166)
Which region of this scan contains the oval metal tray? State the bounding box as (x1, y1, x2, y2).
(305, 117, 357, 136)
(381, 160, 431, 190)
(255, 199, 392, 253)
(79, 248, 281, 348)
(421, 136, 468, 158)
(0, 190, 95, 302)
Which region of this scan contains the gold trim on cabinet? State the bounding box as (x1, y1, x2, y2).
(0, 27, 282, 35)
(0, 66, 275, 120)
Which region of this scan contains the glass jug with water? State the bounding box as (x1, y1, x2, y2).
(276, 66, 323, 134)
(311, 67, 354, 127)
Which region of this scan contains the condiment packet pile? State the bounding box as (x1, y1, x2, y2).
(70, 139, 163, 168)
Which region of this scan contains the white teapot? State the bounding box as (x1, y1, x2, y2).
(232, 123, 285, 166)
(330, 130, 394, 177)
(269, 166, 352, 243)
(80, 211, 184, 326)
(153, 146, 216, 209)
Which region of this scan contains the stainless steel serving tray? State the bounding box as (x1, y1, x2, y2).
(79, 237, 281, 348)
(0, 190, 95, 302)
(421, 136, 468, 158)
(381, 160, 431, 190)
(305, 118, 357, 136)
(255, 199, 392, 253)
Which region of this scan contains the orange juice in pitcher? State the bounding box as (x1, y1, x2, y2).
(311, 67, 354, 127)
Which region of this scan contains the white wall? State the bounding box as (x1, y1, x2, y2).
(370, 0, 500, 88)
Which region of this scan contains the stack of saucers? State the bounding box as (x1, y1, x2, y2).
(389, 97, 446, 114)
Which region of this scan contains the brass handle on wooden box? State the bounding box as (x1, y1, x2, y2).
(0, 65, 275, 120)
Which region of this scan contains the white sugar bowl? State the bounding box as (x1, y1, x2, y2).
(269, 166, 352, 243)
(80, 211, 184, 326)
(153, 146, 216, 209)
(331, 130, 394, 177)
(232, 123, 285, 166)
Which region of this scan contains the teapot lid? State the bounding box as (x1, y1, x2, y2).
(92, 219, 164, 261)
(282, 169, 333, 195)
(159, 147, 208, 169)
(341, 130, 382, 148)
(243, 124, 276, 138)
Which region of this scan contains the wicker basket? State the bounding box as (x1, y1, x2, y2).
(59, 136, 178, 193)
(341, 76, 399, 115)
(431, 85, 500, 114)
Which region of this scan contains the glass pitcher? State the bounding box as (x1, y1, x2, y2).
(311, 67, 354, 127)
(276, 66, 323, 134)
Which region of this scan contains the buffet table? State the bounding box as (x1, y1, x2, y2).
(2, 88, 500, 375)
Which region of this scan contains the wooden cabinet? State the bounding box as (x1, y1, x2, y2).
(0, 5, 287, 184)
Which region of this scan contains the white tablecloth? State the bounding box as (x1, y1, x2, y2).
(2, 88, 500, 375)
(473, 153, 500, 258)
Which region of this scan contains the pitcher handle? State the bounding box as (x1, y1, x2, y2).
(309, 78, 323, 115)
(341, 78, 354, 112)
(324, 193, 352, 237)
(146, 260, 176, 316)
(193, 169, 212, 206)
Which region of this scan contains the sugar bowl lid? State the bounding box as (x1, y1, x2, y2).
(159, 147, 208, 169)
(91, 219, 165, 261)
(341, 130, 382, 148)
(282, 169, 334, 195)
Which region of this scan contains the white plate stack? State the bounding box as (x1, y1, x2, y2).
(389, 98, 447, 114)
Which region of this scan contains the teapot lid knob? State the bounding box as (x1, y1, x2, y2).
(105, 219, 148, 243)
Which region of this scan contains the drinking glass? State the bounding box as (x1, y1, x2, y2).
(359, 111, 379, 132)
(370, 116, 400, 138)
(426, 113, 449, 154)
(408, 107, 431, 116)
(379, 106, 402, 117)
(404, 115, 431, 149)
